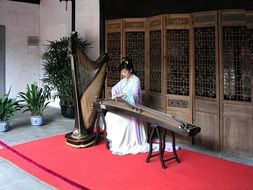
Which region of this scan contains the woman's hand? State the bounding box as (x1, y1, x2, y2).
(112, 93, 126, 100)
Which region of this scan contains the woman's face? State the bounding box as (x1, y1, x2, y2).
(120, 68, 132, 79)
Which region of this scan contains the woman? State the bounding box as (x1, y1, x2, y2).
(105, 57, 149, 155)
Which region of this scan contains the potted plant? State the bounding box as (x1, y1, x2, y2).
(18, 83, 50, 126)
(41, 36, 91, 118)
(0, 89, 20, 132)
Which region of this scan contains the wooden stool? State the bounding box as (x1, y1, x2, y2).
(146, 124, 180, 169)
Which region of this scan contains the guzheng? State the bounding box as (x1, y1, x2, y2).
(94, 98, 201, 169)
(94, 99, 200, 137)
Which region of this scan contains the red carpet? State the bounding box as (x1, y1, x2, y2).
(0, 135, 253, 190)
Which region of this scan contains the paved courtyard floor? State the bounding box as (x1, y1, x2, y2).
(0, 106, 252, 189)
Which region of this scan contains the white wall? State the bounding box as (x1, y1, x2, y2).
(40, 0, 100, 58)
(39, 0, 71, 50)
(76, 0, 100, 58)
(0, 0, 40, 97)
(0, 0, 100, 99)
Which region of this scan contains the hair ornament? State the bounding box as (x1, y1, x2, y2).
(122, 58, 128, 65)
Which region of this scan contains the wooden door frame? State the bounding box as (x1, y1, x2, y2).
(0, 25, 5, 95)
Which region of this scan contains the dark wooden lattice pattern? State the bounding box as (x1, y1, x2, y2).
(223, 26, 251, 102)
(248, 29, 253, 79)
(107, 32, 121, 87)
(125, 32, 145, 90)
(149, 30, 161, 93)
(194, 27, 216, 98)
(166, 29, 189, 95)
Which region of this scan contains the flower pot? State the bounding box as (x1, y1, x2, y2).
(30, 115, 44, 126)
(61, 105, 75, 119)
(0, 121, 10, 132)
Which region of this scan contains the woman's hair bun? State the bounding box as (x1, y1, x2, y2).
(118, 56, 134, 73)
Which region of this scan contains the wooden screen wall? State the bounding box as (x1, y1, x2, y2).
(220, 10, 253, 155)
(105, 9, 253, 156)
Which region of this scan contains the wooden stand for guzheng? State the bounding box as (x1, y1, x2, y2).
(146, 124, 180, 169)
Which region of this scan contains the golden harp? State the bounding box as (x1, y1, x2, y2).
(65, 32, 108, 148)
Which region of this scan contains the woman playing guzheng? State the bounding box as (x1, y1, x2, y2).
(105, 57, 150, 155)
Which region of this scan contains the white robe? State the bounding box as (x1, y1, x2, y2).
(105, 74, 177, 155)
(105, 75, 149, 155)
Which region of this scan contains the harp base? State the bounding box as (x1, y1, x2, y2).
(65, 131, 96, 148)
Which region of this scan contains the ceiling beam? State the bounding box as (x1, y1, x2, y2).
(9, 0, 40, 4)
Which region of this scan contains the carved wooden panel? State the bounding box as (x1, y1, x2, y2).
(106, 32, 121, 88)
(149, 30, 161, 93)
(168, 98, 189, 109)
(125, 31, 145, 90)
(124, 19, 146, 30)
(149, 19, 162, 29)
(246, 11, 253, 29)
(193, 13, 216, 26)
(222, 26, 251, 102)
(221, 11, 246, 26)
(166, 29, 189, 96)
(165, 15, 190, 27)
(105, 20, 123, 98)
(166, 95, 191, 122)
(194, 27, 216, 98)
(106, 19, 123, 33)
(107, 22, 122, 31)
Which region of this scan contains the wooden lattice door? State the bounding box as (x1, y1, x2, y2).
(105, 19, 123, 98)
(192, 11, 220, 150)
(220, 10, 253, 155)
(146, 15, 164, 111)
(164, 14, 193, 123)
(123, 18, 146, 93)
